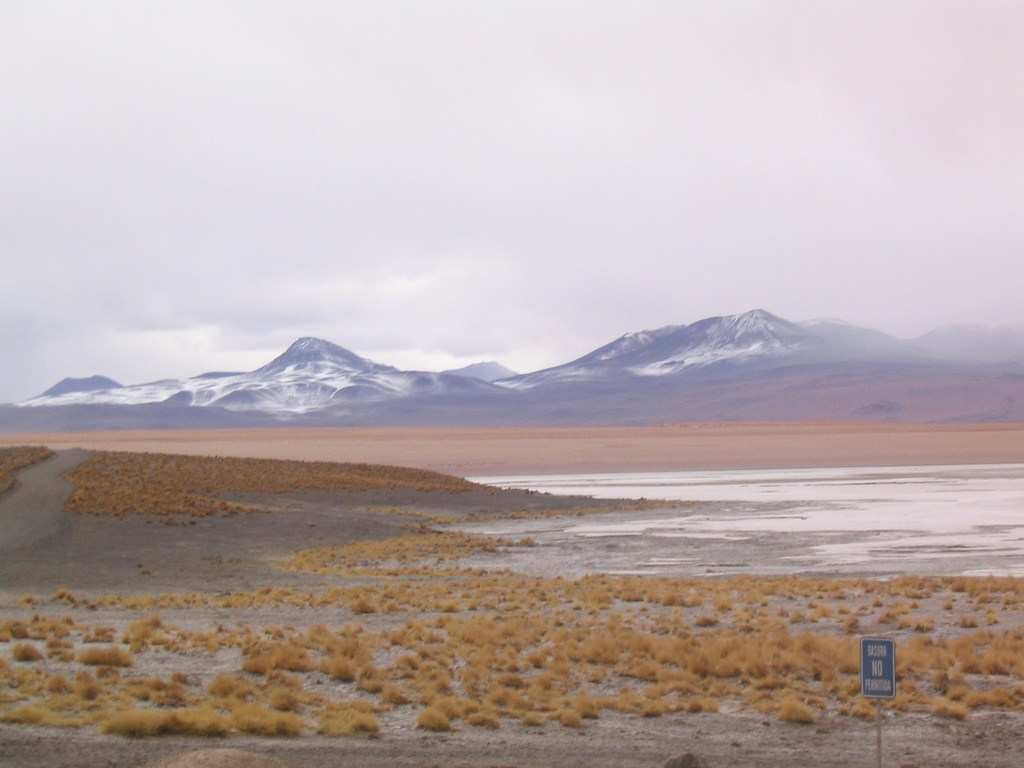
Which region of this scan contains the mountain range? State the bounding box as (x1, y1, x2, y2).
(3, 309, 1024, 431)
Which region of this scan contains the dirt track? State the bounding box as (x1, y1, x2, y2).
(0, 449, 87, 552)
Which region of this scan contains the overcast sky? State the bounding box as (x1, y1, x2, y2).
(2, 2, 1023, 402)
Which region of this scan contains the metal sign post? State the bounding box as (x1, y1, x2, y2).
(861, 637, 896, 768)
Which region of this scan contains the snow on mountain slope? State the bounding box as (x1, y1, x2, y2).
(500, 309, 814, 388)
(19, 337, 496, 414)
(629, 309, 811, 375)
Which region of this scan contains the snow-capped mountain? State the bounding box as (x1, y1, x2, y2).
(8, 310, 1024, 430)
(500, 309, 822, 389)
(19, 337, 498, 414)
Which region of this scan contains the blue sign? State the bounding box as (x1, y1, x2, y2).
(860, 637, 896, 699)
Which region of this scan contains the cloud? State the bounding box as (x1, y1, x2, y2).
(1, 2, 1023, 401)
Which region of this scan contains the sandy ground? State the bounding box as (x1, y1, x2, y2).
(2, 422, 1024, 476)
(3, 426, 1024, 767)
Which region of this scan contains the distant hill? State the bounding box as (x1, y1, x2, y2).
(39, 375, 123, 398)
(4, 310, 1024, 431)
(442, 361, 518, 382)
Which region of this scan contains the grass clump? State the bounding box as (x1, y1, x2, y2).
(931, 698, 970, 720)
(465, 707, 501, 728)
(777, 697, 816, 723)
(229, 703, 304, 736)
(98, 706, 230, 737)
(416, 707, 452, 731)
(554, 708, 582, 727)
(241, 643, 315, 675)
(317, 706, 380, 737)
(11, 643, 43, 662)
(1, 703, 70, 727)
(77, 646, 134, 667)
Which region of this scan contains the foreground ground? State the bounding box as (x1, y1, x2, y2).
(2, 431, 1024, 767)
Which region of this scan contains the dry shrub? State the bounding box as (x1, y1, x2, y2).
(242, 643, 314, 675)
(266, 687, 301, 712)
(51, 589, 77, 606)
(320, 657, 357, 682)
(381, 683, 410, 705)
(98, 706, 230, 737)
(351, 596, 377, 614)
(12, 643, 43, 662)
(45, 673, 71, 693)
(931, 698, 970, 720)
(229, 703, 303, 736)
(417, 707, 451, 731)
(465, 707, 501, 728)
(495, 672, 526, 689)
(78, 646, 134, 667)
(206, 674, 256, 700)
(64, 450, 479, 521)
(640, 700, 669, 718)
(82, 626, 116, 643)
(173, 706, 232, 736)
(124, 677, 189, 706)
(72, 671, 102, 701)
(288, 531, 512, 577)
(572, 693, 601, 719)
(97, 709, 168, 737)
(777, 697, 815, 723)
(317, 707, 380, 737)
(0, 445, 51, 493)
(2, 704, 57, 727)
(0, 620, 30, 642)
(849, 700, 876, 720)
(554, 707, 582, 727)
(521, 711, 545, 726)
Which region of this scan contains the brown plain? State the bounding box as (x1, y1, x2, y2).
(2, 422, 1023, 476)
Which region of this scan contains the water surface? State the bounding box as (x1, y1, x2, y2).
(464, 465, 1024, 578)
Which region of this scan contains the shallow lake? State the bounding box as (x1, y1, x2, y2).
(464, 465, 1024, 578)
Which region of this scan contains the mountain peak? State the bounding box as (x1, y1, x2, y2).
(724, 308, 781, 328)
(258, 337, 378, 373)
(695, 309, 803, 342)
(503, 309, 811, 388)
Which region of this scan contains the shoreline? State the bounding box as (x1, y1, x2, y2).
(1, 422, 1023, 476)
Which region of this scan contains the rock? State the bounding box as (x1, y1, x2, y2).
(138, 749, 305, 768)
(663, 753, 709, 768)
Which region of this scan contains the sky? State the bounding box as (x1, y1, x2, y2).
(2, 2, 1023, 403)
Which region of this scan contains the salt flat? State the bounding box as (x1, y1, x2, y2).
(460, 464, 1024, 578)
